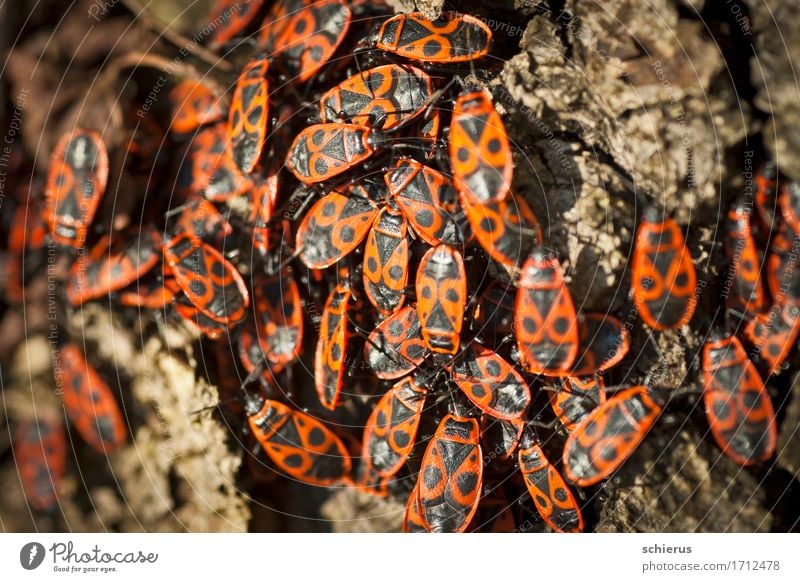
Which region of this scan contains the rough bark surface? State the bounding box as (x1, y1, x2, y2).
(1, 307, 250, 532)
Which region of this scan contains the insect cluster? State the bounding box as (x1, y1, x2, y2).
(4, 0, 799, 533)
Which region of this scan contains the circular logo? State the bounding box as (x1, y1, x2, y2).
(20, 542, 46, 570)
